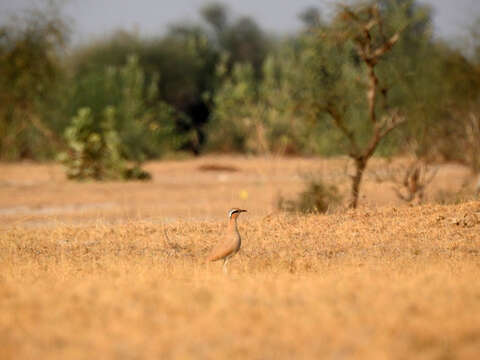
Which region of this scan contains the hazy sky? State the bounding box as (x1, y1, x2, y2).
(1, 0, 479, 45)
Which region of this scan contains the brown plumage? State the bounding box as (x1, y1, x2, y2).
(207, 208, 247, 272)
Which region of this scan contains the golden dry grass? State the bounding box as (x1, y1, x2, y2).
(1, 157, 480, 359)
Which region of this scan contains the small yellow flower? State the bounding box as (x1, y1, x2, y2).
(239, 189, 249, 200)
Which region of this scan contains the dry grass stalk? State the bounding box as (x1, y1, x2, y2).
(2, 202, 480, 359)
(372, 159, 438, 204)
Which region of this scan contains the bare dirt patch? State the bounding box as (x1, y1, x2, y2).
(0, 156, 475, 226)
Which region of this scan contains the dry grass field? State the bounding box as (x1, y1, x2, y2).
(1, 156, 480, 359)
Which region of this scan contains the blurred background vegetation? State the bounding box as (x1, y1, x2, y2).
(1, 0, 479, 180)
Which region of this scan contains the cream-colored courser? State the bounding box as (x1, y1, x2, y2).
(207, 208, 247, 272)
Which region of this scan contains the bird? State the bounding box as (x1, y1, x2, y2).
(207, 208, 247, 273)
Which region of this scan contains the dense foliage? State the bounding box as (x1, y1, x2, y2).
(1, 0, 479, 180)
(59, 56, 175, 180)
(0, 7, 68, 159)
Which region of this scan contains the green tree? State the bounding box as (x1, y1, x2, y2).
(299, 2, 411, 208)
(0, 6, 69, 159)
(208, 50, 316, 155)
(200, 2, 270, 76)
(69, 28, 216, 154)
(59, 107, 124, 180)
(60, 55, 177, 180)
(298, 6, 323, 29)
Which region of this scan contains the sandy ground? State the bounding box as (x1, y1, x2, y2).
(0, 156, 475, 227)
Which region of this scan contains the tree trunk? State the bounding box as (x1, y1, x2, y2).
(349, 157, 367, 209)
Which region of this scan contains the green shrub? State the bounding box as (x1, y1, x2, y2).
(277, 177, 342, 214)
(59, 55, 179, 180)
(70, 55, 179, 160)
(207, 52, 319, 155)
(59, 107, 124, 180)
(0, 7, 68, 160)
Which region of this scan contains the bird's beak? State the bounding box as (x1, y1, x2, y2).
(240, 209, 247, 212)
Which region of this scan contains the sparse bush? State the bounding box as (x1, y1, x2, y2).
(60, 55, 179, 180)
(69, 55, 178, 160)
(59, 107, 127, 180)
(277, 177, 342, 213)
(59, 105, 154, 181)
(372, 157, 438, 204)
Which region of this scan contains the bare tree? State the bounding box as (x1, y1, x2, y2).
(372, 159, 438, 203)
(324, 5, 406, 208)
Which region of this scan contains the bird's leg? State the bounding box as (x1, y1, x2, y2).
(223, 258, 229, 274)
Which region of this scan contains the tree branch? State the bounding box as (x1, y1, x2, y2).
(372, 32, 400, 59)
(364, 112, 405, 160)
(379, 111, 406, 138)
(326, 103, 359, 156)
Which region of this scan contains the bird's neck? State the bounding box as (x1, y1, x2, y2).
(228, 217, 239, 232)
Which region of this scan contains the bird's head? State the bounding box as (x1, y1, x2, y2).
(228, 208, 247, 220)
